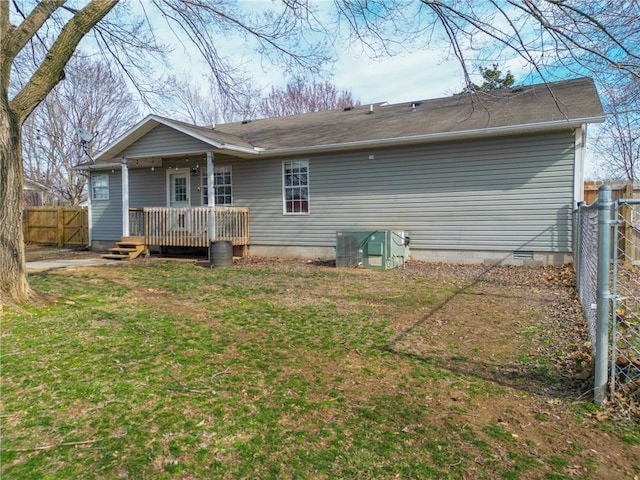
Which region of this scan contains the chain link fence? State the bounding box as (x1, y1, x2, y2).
(611, 200, 640, 414)
(574, 184, 640, 414)
(574, 203, 599, 354)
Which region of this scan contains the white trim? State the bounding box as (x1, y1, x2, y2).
(91, 173, 110, 200)
(166, 168, 191, 207)
(263, 117, 605, 158)
(89, 112, 606, 166)
(207, 151, 215, 242)
(211, 165, 233, 206)
(574, 125, 586, 206)
(121, 159, 129, 237)
(282, 159, 310, 215)
(87, 179, 93, 247)
(93, 115, 256, 163)
(201, 165, 234, 206)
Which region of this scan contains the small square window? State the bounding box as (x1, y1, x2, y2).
(92, 173, 109, 201)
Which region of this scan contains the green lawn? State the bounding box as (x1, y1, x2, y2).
(2, 260, 638, 479)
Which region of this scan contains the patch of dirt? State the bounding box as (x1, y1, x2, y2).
(25, 244, 103, 262)
(390, 263, 589, 395)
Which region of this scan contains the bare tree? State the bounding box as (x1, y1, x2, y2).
(593, 84, 640, 181)
(2, 1, 639, 303)
(1, 1, 327, 303)
(159, 75, 260, 125)
(258, 78, 359, 117)
(22, 55, 139, 205)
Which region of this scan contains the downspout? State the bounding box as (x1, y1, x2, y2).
(121, 158, 129, 237)
(87, 173, 93, 249)
(574, 125, 586, 206)
(207, 151, 215, 243)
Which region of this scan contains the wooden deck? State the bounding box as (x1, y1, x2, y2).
(129, 207, 249, 255)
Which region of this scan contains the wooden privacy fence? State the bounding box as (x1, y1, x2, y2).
(23, 206, 89, 247)
(584, 181, 640, 263)
(130, 206, 249, 255)
(583, 181, 638, 205)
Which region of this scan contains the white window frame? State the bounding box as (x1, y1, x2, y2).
(201, 166, 233, 206)
(282, 160, 310, 215)
(91, 173, 109, 201)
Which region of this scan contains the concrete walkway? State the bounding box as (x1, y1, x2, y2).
(26, 257, 118, 273)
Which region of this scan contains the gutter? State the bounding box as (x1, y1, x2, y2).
(74, 162, 122, 171)
(82, 114, 605, 168)
(257, 116, 606, 157)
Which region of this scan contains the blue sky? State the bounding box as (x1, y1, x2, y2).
(134, 1, 602, 176)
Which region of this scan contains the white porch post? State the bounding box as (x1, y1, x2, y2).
(207, 151, 215, 242)
(573, 125, 586, 206)
(121, 158, 130, 237)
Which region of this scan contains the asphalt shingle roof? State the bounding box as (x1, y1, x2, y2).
(91, 77, 604, 164)
(189, 77, 603, 151)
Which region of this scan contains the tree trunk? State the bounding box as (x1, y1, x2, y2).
(0, 102, 29, 303)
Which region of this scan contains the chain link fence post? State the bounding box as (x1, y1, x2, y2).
(595, 185, 613, 405)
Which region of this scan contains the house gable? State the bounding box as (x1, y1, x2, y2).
(118, 124, 216, 159)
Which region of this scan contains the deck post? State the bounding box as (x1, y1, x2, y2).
(207, 151, 215, 242)
(121, 158, 129, 237)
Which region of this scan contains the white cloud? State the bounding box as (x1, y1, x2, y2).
(333, 50, 464, 104)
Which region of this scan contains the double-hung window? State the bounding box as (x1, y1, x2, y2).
(201, 166, 233, 206)
(283, 160, 309, 214)
(91, 173, 109, 201)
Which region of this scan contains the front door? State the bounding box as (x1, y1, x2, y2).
(167, 170, 191, 230)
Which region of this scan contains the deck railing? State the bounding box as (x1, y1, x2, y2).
(129, 207, 249, 252)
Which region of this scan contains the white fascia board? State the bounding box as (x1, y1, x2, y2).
(93, 114, 258, 163)
(155, 117, 225, 149)
(573, 125, 587, 206)
(76, 162, 123, 171)
(152, 116, 258, 155)
(93, 115, 160, 162)
(92, 114, 606, 163)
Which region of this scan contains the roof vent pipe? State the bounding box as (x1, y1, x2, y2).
(369, 104, 374, 114)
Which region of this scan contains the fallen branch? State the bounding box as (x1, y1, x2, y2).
(5, 439, 100, 452)
(210, 366, 231, 379)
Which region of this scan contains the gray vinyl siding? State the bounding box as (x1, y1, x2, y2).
(90, 161, 217, 241)
(92, 130, 576, 254)
(120, 125, 213, 158)
(129, 167, 169, 207)
(90, 170, 122, 241)
(232, 131, 575, 253)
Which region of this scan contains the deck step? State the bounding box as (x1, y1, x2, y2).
(116, 241, 145, 247)
(101, 254, 130, 260)
(103, 237, 149, 261)
(119, 236, 145, 244)
(109, 247, 140, 253)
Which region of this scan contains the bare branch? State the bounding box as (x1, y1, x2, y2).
(9, 0, 118, 123)
(1, 0, 64, 61)
(257, 77, 359, 118)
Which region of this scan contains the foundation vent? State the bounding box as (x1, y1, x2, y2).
(513, 250, 534, 260)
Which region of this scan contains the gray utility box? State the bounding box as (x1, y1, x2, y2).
(336, 230, 408, 270)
